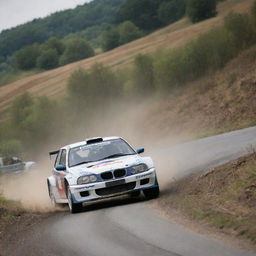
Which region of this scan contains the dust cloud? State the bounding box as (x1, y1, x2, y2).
(0, 96, 186, 211)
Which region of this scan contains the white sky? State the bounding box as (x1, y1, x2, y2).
(0, 0, 91, 32)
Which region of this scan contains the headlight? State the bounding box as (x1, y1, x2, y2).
(77, 174, 97, 185)
(131, 164, 148, 174)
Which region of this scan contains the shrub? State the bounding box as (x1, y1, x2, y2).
(118, 21, 142, 45)
(68, 63, 121, 108)
(37, 49, 59, 70)
(186, 0, 217, 23)
(155, 26, 236, 88)
(59, 38, 94, 65)
(0, 140, 22, 158)
(101, 27, 120, 51)
(42, 37, 65, 55)
(224, 12, 255, 50)
(13, 44, 41, 70)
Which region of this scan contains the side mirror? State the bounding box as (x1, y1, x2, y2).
(136, 148, 145, 154)
(55, 165, 66, 171)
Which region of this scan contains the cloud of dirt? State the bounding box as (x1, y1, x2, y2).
(0, 96, 185, 211)
(0, 160, 55, 212)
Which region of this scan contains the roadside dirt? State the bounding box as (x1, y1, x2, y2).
(152, 152, 256, 252)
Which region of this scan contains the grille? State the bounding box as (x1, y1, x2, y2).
(113, 169, 126, 178)
(96, 182, 136, 196)
(101, 171, 113, 180)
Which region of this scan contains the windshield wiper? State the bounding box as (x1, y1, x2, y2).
(101, 153, 134, 160)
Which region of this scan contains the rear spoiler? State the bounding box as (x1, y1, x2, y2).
(49, 150, 59, 159)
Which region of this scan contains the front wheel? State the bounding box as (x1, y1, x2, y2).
(143, 186, 160, 199)
(67, 187, 83, 214)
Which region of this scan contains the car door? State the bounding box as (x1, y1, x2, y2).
(54, 149, 67, 199)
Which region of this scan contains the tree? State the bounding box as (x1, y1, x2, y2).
(118, 21, 142, 45)
(116, 0, 163, 30)
(13, 44, 41, 70)
(37, 49, 59, 70)
(101, 27, 120, 51)
(186, 0, 217, 23)
(157, 0, 186, 25)
(59, 38, 95, 65)
(42, 37, 65, 55)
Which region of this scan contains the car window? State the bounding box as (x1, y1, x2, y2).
(59, 149, 67, 166)
(54, 151, 61, 167)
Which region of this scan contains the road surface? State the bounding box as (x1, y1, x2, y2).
(2, 126, 256, 256)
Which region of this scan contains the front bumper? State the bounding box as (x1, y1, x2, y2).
(70, 168, 158, 204)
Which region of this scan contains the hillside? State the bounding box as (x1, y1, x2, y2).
(0, 0, 125, 57)
(0, 0, 253, 119)
(155, 152, 256, 247)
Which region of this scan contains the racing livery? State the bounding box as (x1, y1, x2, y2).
(47, 137, 159, 213)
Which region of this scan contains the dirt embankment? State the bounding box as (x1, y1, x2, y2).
(141, 45, 256, 143)
(155, 151, 256, 249)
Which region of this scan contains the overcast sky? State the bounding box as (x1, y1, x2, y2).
(0, 0, 91, 32)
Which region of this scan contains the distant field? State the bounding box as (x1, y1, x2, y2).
(0, 0, 253, 117)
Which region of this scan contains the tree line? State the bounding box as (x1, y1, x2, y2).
(1, 4, 256, 158)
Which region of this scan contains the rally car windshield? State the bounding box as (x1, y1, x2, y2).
(68, 139, 136, 167)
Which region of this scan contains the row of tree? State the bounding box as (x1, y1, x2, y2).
(0, 0, 221, 86)
(2, 4, 256, 157)
(0, 0, 220, 60)
(13, 37, 94, 70)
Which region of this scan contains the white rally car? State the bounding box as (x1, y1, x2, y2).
(47, 137, 159, 213)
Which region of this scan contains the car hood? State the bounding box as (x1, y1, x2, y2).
(69, 155, 142, 176)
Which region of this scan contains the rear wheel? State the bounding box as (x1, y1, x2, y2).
(67, 187, 83, 214)
(143, 186, 160, 199)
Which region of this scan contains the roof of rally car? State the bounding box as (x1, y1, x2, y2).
(63, 136, 121, 150)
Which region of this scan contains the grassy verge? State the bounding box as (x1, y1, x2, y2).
(157, 152, 256, 245)
(0, 196, 25, 234)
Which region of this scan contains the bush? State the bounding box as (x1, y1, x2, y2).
(155, 26, 236, 88)
(42, 37, 65, 55)
(13, 44, 41, 70)
(101, 27, 120, 51)
(68, 63, 122, 108)
(0, 140, 22, 158)
(37, 49, 59, 70)
(10, 92, 58, 147)
(133, 54, 155, 94)
(59, 38, 94, 65)
(186, 0, 217, 23)
(118, 21, 142, 45)
(157, 0, 186, 25)
(224, 12, 255, 50)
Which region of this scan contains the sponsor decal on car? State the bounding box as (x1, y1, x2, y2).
(91, 160, 123, 169)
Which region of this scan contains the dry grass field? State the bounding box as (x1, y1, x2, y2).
(0, 0, 253, 118)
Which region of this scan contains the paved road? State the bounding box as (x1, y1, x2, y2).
(3, 126, 256, 256)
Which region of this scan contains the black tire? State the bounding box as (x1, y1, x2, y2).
(130, 190, 141, 198)
(67, 187, 83, 214)
(143, 186, 160, 200)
